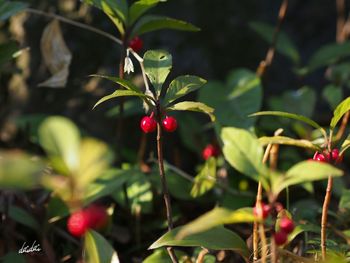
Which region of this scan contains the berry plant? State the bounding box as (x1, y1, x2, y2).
(3, 0, 350, 263)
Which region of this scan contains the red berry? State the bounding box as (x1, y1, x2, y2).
(129, 36, 143, 52)
(313, 152, 327, 162)
(86, 205, 108, 230)
(140, 115, 156, 133)
(202, 144, 220, 160)
(67, 210, 91, 237)
(279, 217, 295, 234)
(162, 116, 178, 132)
(331, 148, 343, 163)
(274, 231, 288, 246)
(253, 202, 270, 219)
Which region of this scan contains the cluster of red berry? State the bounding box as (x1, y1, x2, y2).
(202, 144, 220, 160)
(253, 202, 295, 246)
(140, 113, 178, 133)
(129, 36, 143, 53)
(312, 148, 343, 164)
(67, 205, 108, 237)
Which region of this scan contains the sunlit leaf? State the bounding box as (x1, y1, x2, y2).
(84, 230, 120, 263)
(175, 207, 255, 240)
(128, 0, 163, 25)
(258, 136, 321, 151)
(191, 157, 216, 198)
(150, 226, 249, 258)
(288, 224, 320, 242)
(131, 15, 199, 37)
(163, 75, 207, 106)
(143, 50, 172, 96)
(143, 249, 187, 263)
(167, 101, 215, 121)
(39, 116, 80, 174)
(330, 96, 350, 129)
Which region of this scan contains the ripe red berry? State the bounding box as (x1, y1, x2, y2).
(331, 148, 343, 163)
(140, 115, 156, 133)
(86, 205, 108, 230)
(279, 217, 295, 234)
(253, 202, 270, 219)
(202, 144, 220, 160)
(67, 210, 91, 237)
(162, 116, 178, 132)
(129, 36, 143, 52)
(313, 152, 327, 162)
(274, 231, 288, 246)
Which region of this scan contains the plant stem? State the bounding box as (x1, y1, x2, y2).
(335, 111, 350, 141)
(196, 248, 209, 263)
(258, 223, 268, 263)
(321, 176, 333, 260)
(155, 104, 178, 263)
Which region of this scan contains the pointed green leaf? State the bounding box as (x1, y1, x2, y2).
(39, 116, 80, 173)
(167, 101, 215, 121)
(175, 207, 255, 240)
(90, 74, 142, 93)
(84, 230, 120, 263)
(128, 0, 162, 25)
(250, 111, 323, 130)
(0, 151, 45, 189)
(221, 127, 265, 183)
(83, 0, 127, 35)
(93, 90, 153, 109)
(330, 96, 350, 129)
(150, 226, 249, 258)
(0, 1, 28, 21)
(281, 86, 316, 118)
(163, 75, 207, 106)
(288, 224, 320, 243)
(131, 15, 200, 37)
(322, 84, 343, 110)
(249, 21, 300, 64)
(191, 157, 216, 198)
(143, 249, 187, 263)
(258, 136, 322, 151)
(341, 134, 350, 155)
(6, 205, 40, 230)
(143, 50, 172, 96)
(272, 161, 343, 195)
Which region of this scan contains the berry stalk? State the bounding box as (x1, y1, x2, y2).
(155, 104, 178, 263)
(321, 176, 333, 260)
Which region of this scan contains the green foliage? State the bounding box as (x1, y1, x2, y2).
(143, 249, 187, 263)
(131, 15, 200, 37)
(323, 84, 343, 110)
(1, 252, 25, 263)
(84, 230, 120, 263)
(249, 21, 300, 64)
(258, 136, 322, 151)
(0, 0, 28, 21)
(330, 96, 350, 129)
(128, 0, 162, 25)
(3, 205, 40, 230)
(144, 49, 172, 97)
(191, 157, 216, 197)
(281, 86, 316, 118)
(167, 101, 215, 121)
(150, 226, 249, 258)
(198, 68, 262, 129)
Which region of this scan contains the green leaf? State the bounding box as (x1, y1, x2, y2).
(221, 127, 265, 183)
(84, 230, 120, 263)
(0, 151, 45, 189)
(47, 196, 70, 223)
(77, 138, 111, 188)
(249, 21, 300, 64)
(323, 84, 343, 110)
(341, 134, 350, 155)
(0, 0, 28, 21)
(0, 41, 19, 66)
(128, 0, 162, 25)
(175, 207, 255, 240)
(282, 86, 316, 118)
(339, 189, 350, 210)
(198, 69, 262, 129)
(1, 252, 26, 263)
(330, 96, 350, 129)
(6, 205, 40, 230)
(143, 249, 187, 263)
(306, 42, 350, 73)
(258, 136, 322, 151)
(167, 101, 215, 121)
(143, 50, 172, 96)
(90, 75, 142, 93)
(150, 226, 249, 258)
(83, 0, 127, 35)
(272, 161, 343, 195)
(163, 75, 207, 106)
(38, 116, 80, 174)
(288, 224, 320, 243)
(131, 15, 200, 37)
(93, 89, 153, 109)
(250, 111, 323, 130)
(191, 157, 216, 198)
